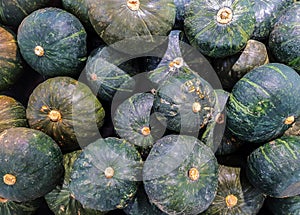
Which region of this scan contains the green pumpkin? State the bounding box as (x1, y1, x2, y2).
(153, 72, 216, 134)
(0, 197, 42, 215)
(0, 25, 23, 91)
(268, 2, 300, 72)
(246, 135, 300, 198)
(184, 0, 255, 58)
(0, 95, 27, 133)
(87, 0, 176, 46)
(26, 76, 105, 152)
(45, 151, 106, 215)
(203, 165, 265, 215)
(17, 7, 87, 77)
(0, 127, 64, 202)
(143, 135, 218, 214)
(266, 195, 300, 215)
(215, 128, 244, 156)
(226, 63, 300, 143)
(69, 137, 143, 211)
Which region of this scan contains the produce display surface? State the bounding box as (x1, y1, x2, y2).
(0, 0, 299, 215)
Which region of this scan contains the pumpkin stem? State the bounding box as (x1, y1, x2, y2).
(48, 110, 62, 122)
(141, 126, 151, 136)
(34, 45, 45, 57)
(0, 197, 8, 203)
(169, 57, 184, 69)
(3, 173, 16, 185)
(216, 7, 233, 24)
(215, 113, 225, 124)
(105, 167, 115, 179)
(192, 102, 202, 113)
(225, 194, 238, 208)
(284, 116, 295, 125)
(188, 167, 200, 181)
(127, 0, 140, 11)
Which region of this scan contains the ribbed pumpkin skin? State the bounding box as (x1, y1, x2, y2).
(266, 195, 300, 215)
(143, 135, 218, 214)
(87, 0, 176, 45)
(0, 198, 42, 215)
(69, 137, 143, 211)
(226, 63, 300, 143)
(0, 127, 64, 202)
(203, 165, 265, 215)
(26, 76, 105, 152)
(17, 7, 87, 77)
(246, 135, 300, 198)
(0, 25, 23, 91)
(0, 95, 27, 133)
(268, 2, 300, 72)
(184, 0, 255, 58)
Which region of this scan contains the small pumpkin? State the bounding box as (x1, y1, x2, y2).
(17, 7, 87, 77)
(26, 76, 105, 152)
(0, 127, 64, 202)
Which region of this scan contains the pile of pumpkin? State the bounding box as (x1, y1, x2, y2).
(0, 0, 299, 214)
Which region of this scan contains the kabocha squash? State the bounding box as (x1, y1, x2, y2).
(143, 135, 218, 214)
(17, 7, 87, 78)
(26, 76, 105, 152)
(87, 0, 176, 46)
(246, 135, 300, 198)
(266, 195, 300, 215)
(252, 0, 294, 40)
(268, 2, 300, 72)
(45, 151, 106, 215)
(184, 0, 255, 58)
(203, 165, 265, 215)
(0, 197, 42, 215)
(0, 95, 27, 133)
(69, 137, 143, 211)
(226, 63, 300, 143)
(0, 127, 64, 202)
(153, 72, 215, 134)
(0, 25, 23, 92)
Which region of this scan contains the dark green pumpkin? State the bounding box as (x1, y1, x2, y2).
(246, 135, 300, 198)
(0, 197, 42, 215)
(268, 2, 300, 72)
(17, 7, 87, 77)
(0, 127, 64, 202)
(0, 95, 27, 133)
(69, 137, 143, 211)
(266, 194, 300, 215)
(184, 0, 255, 58)
(226, 63, 300, 143)
(87, 0, 176, 46)
(0, 25, 23, 91)
(153, 72, 215, 134)
(203, 165, 265, 215)
(26, 76, 105, 152)
(143, 135, 218, 214)
(45, 151, 106, 215)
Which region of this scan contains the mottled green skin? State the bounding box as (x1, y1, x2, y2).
(246, 135, 300, 198)
(69, 137, 143, 211)
(0, 198, 42, 215)
(88, 0, 176, 45)
(0, 127, 64, 202)
(184, 0, 255, 58)
(143, 135, 218, 214)
(114, 93, 156, 148)
(252, 0, 294, 40)
(203, 165, 265, 215)
(0, 0, 54, 28)
(266, 195, 300, 215)
(153, 72, 215, 134)
(0, 25, 23, 91)
(84, 46, 134, 101)
(45, 151, 106, 215)
(123, 184, 166, 215)
(0, 95, 27, 133)
(26, 76, 105, 152)
(226, 63, 300, 143)
(269, 2, 300, 72)
(17, 7, 87, 77)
